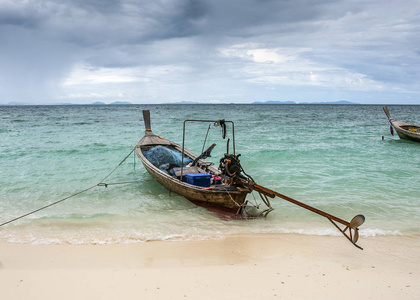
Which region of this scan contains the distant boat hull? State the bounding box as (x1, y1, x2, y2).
(383, 106, 420, 143)
(393, 122, 420, 142)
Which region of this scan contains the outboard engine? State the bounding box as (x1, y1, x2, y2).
(219, 153, 242, 177)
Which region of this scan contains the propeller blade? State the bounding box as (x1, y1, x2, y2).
(349, 214, 365, 229)
(352, 229, 359, 244)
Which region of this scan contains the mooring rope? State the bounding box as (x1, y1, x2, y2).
(0, 185, 98, 227)
(0, 147, 149, 228)
(99, 147, 135, 183)
(97, 179, 154, 188)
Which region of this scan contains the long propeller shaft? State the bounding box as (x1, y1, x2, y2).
(241, 180, 365, 249)
(248, 182, 350, 227)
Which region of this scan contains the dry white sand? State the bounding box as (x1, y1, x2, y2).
(1, 234, 419, 300)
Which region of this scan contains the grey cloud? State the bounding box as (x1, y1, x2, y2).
(1, 0, 335, 46)
(40, 0, 209, 45)
(1, 0, 420, 104)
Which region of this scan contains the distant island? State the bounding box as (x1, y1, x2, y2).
(252, 100, 359, 105)
(109, 101, 132, 105)
(161, 101, 203, 104)
(252, 100, 296, 104)
(91, 101, 133, 105)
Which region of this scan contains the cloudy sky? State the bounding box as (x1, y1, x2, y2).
(0, 0, 419, 104)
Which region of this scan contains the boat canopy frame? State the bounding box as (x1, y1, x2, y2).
(181, 119, 235, 181)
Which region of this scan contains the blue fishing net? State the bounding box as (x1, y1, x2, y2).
(143, 146, 192, 169)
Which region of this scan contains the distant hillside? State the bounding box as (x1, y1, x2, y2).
(109, 101, 132, 105)
(59, 101, 132, 105)
(2, 102, 32, 106)
(252, 100, 296, 104)
(162, 101, 203, 104)
(300, 100, 359, 105)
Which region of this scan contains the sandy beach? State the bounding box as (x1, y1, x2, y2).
(1, 234, 419, 300)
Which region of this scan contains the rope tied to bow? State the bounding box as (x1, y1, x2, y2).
(0, 147, 150, 228)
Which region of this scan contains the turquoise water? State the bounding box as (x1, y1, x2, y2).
(1, 104, 419, 244)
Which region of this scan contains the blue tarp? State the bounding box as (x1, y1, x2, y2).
(143, 146, 192, 170)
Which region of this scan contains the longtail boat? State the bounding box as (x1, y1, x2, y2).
(136, 110, 365, 249)
(383, 106, 420, 143)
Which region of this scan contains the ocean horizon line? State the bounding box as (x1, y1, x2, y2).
(2, 101, 419, 106)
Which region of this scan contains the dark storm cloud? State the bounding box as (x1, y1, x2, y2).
(43, 0, 210, 45)
(1, 0, 333, 47)
(1, 0, 420, 104)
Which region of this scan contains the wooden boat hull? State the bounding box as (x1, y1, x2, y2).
(383, 106, 420, 143)
(392, 121, 420, 142)
(135, 135, 250, 214)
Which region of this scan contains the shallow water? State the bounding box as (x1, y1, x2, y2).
(1, 104, 419, 244)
